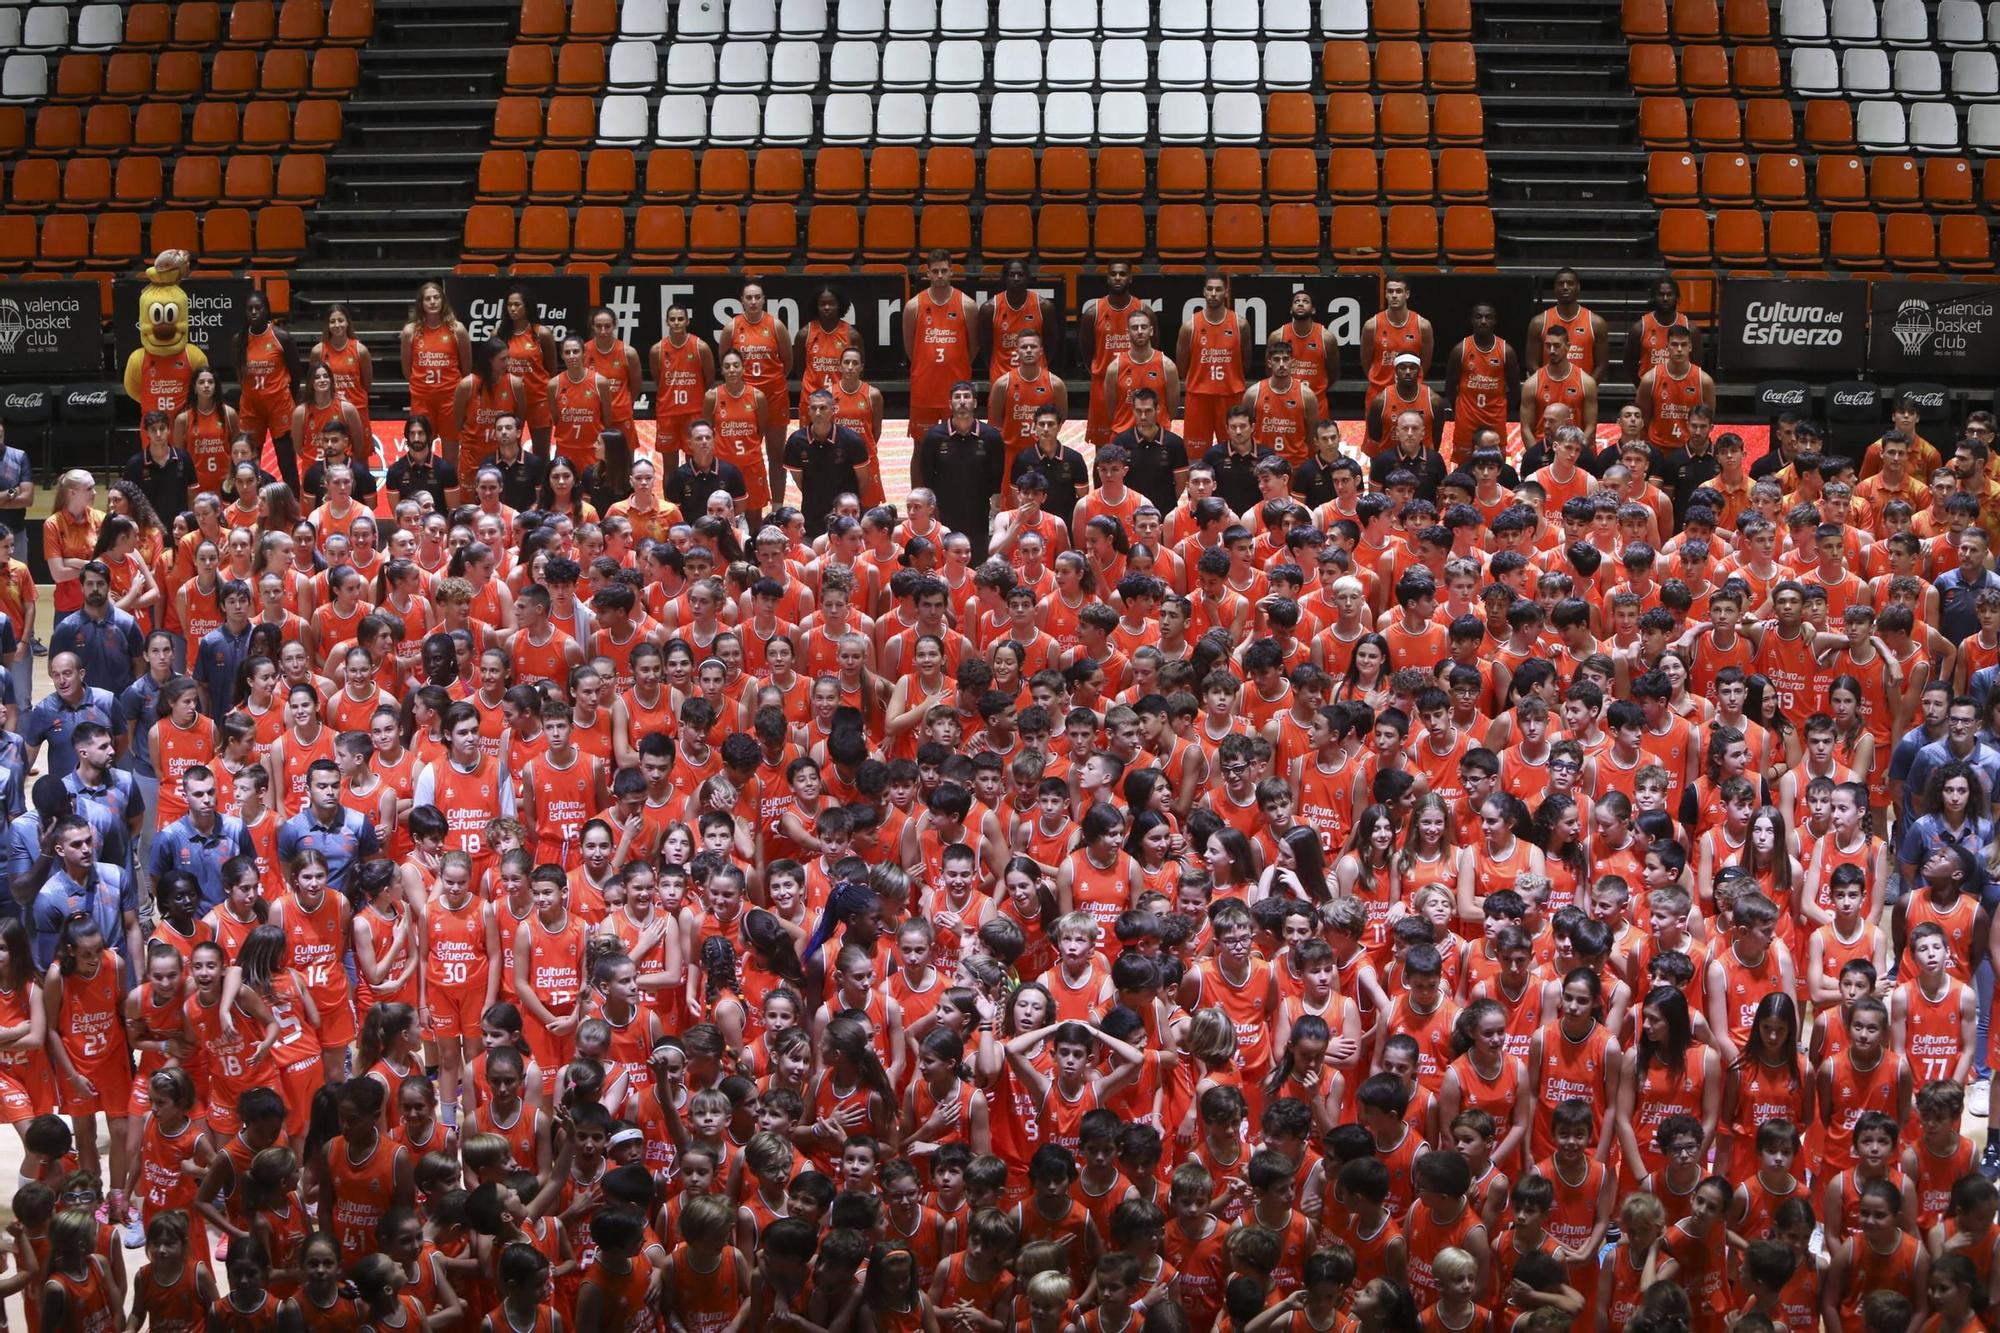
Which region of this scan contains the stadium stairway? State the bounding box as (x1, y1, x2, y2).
(290, 0, 517, 379)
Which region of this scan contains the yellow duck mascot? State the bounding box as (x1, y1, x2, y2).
(122, 249, 207, 418)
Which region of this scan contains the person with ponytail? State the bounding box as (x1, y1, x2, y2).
(1438, 997, 1532, 1171)
(903, 1028, 991, 1158)
(802, 878, 884, 999)
(231, 924, 322, 1140)
(809, 1011, 897, 1171)
(44, 913, 139, 1230)
(356, 1002, 423, 1130)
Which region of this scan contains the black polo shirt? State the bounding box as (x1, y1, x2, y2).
(122, 446, 196, 521)
(486, 449, 547, 511)
(919, 422, 1006, 559)
(384, 454, 458, 511)
(1106, 425, 1190, 513)
(302, 456, 378, 508)
(1010, 442, 1089, 523)
(665, 458, 746, 514)
(1201, 443, 1273, 515)
(783, 426, 869, 536)
(1368, 444, 1448, 504)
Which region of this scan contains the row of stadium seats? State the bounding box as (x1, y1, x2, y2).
(2, 97, 342, 154)
(1621, 0, 1776, 41)
(1657, 206, 1994, 268)
(460, 201, 1500, 268)
(0, 0, 372, 51)
(476, 145, 1491, 207)
(1321, 39, 1476, 90)
(1636, 94, 2000, 151)
(2, 151, 324, 209)
(0, 4, 124, 51)
(1787, 45, 2000, 97)
(1649, 150, 1998, 210)
(2, 44, 360, 102)
(1776, 0, 1988, 44)
(518, 0, 1469, 42)
(0, 205, 306, 269)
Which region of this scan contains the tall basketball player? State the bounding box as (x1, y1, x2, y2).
(1525, 268, 1609, 379)
(903, 250, 979, 441)
(1360, 278, 1433, 410)
(1079, 262, 1142, 446)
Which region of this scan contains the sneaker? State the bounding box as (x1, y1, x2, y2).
(119, 1218, 144, 1248)
(1980, 1139, 2000, 1181)
(28, 636, 44, 657)
(1973, 1078, 1992, 1119)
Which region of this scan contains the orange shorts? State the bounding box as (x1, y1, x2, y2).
(238, 389, 295, 445)
(279, 1057, 320, 1139)
(656, 414, 700, 454)
(409, 389, 455, 436)
(424, 978, 487, 1042)
(1085, 379, 1115, 446)
(1181, 393, 1233, 447)
(0, 1061, 53, 1123)
(909, 403, 949, 438)
(523, 392, 552, 432)
(316, 990, 358, 1051)
(59, 1056, 134, 1118)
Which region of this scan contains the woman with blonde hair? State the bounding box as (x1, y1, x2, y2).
(400, 279, 470, 431)
(44, 468, 101, 618)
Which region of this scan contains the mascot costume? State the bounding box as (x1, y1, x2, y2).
(122, 249, 205, 417)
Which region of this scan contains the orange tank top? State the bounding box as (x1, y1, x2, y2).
(1455, 336, 1508, 431)
(1543, 305, 1597, 369)
(998, 367, 1058, 455)
(410, 324, 459, 394)
(1367, 311, 1425, 398)
(668, 1245, 742, 1333)
(1186, 310, 1246, 397)
(1647, 366, 1703, 449)
(801, 320, 855, 396)
(550, 372, 604, 454)
(1110, 350, 1170, 434)
(654, 334, 707, 417)
(583, 339, 634, 419)
(320, 340, 368, 421)
(989, 292, 1046, 380)
(505, 327, 550, 406)
(186, 405, 232, 492)
(830, 380, 876, 447)
(910, 290, 973, 405)
(1253, 379, 1312, 465)
(1275, 320, 1330, 399)
(728, 315, 787, 399)
(712, 384, 762, 475)
(327, 1134, 401, 1259)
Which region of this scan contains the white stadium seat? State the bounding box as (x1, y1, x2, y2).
(836, 0, 885, 36)
(1880, 0, 1928, 43)
(1209, 41, 1260, 87)
(74, 4, 122, 49)
(1099, 39, 1147, 88)
(778, 0, 827, 34)
(888, 0, 937, 32)
(717, 40, 770, 88)
(1213, 90, 1263, 140)
(1842, 46, 1890, 95)
(595, 92, 649, 144)
(929, 91, 980, 139)
(880, 42, 930, 87)
(1263, 0, 1311, 35)
(1781, 0, 1829, 40)
(996, 0, 1046, 33)
(1215, 2, 1260, 37)
(769, 41, 820, 88)
(20, 4, 65, 48)
(938, 0, 988, 33)
(829, 39, 880, 88)
(1046, 39, 1096, 88)
(1157, 39, 1208, 87)
(933, 40, 983, 86)
(1954, 50, 2000, 98)
(649, 93, 705, 144)
(0, 12, 18, 48)
(1159, 0, 1209, 35)
(1829, 0, 1877, 40)
(1969, 102, 2000, 149)
(1791, 47, 1839, 94)
(729, 0, 777, 35)
(607, 41, 658, 89)
(0, 53, 43, 101)
(762, 91, 814, 140)
(991, 37, 1042, 87)
(1912, 101, 1962, 150)
(1050, 0, 1097, 34)
(664, 42, 716, 90)
(1098, 90, 1149, 140)
(1940, 0, 1986, 44)
(875, 91, 927, 140)
(622, 0, 669, 36)
(1043, 90, 1096, 142)
(1264, 41, 1312, 88)
(1856, 98, 1909, 148)
(987, 90, 1041, 142)
(707, 92, 761, 142)
(819, 91, 872, 141)
(1100, 0, 1149, 34)
(1157, 91, 1211, 142)
(1893, 49, 1941, 95)
(675, 0, 723, 39)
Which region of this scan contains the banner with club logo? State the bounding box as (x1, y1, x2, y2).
(113, 277, 252, 375)
(0, 280, 103, 376)
(443, 274, 593, 345)
(1870, 282, 2000, 379)
(1719, 280, 1867, 374)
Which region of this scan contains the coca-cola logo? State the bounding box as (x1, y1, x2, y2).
(1906, 390, 1946, 408)
(1832, 389, 1876, 407)
(62, 388, 109, 410)
(2, 391, 43, 410)
(1760, 387, 1807, 406)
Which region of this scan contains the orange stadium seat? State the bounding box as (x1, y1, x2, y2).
(1676, 0, 1722, 40)
(1325, 92, 1376, 145)
(1329, 206, 1383, 261)
(200, 207, 253, 264)
(698, 148, 749, 201)
(1323, 41, 1370, 90)
(1805, 101, 1854, 150)
(327, 0, 376, 44)
(242, 100, 291, 151)
(1623, 0, 1668, 37)
(1752, 152, 1805, 206)
(91, 212, 141, 266)
(254, 204, 306, 261)
(1437, 148, 1488, 201)
(172, 3, 224, 48)
(28, 107, 78, 155)
(82, 105, 133, 155)
(1379, 93, 1430, 145)
(124, 4, 171, 48)
(1374, 0, 1421, 38)
(225, 1, 274, 46)
(1093, 204, 1146, 261)
(492, 96, 540, 146)
(1926, 158, 1975, 211)
(519, 0, 566, 42)
(868, 147, 919, 201)
(744, 149, 797, 202)
(277, 0, 326, 46)
(263, 49, 313, 97)
(1712, 209, 1766, 265)
(1040, 148, 1091, 202)
(1269, 203, 1320, 263)
(631, 205, 684, 262)
(478, 150, 528, 201)
(569, 0, 617, 39)
(1269, 149, 1320, 201)
(1426, 0, 1473, 37)
(1691, 98, 1742, 148)
(1641, 97, 1690, 148)
(1429, 42, 1477, 91)
(978, 204, 1031, 263)
(224, 154, 275, 205)
(1153, 204, 1209, 263)
(923, 147, 976, 201)
(36, 215, 90, 271)
(1386, 206, 1438, 263)
(1657, 208, 1711, 264)
(1885, 214, 1937, 270)
(861, 204, 916, 262)
(0, 110, 26, 156)
(505, 45, 554, 93)
(917, 203, 970, 260)
(1036, 204, 1089, 264)
(743, 202, 795, 265)
(7, 161, 55, 211)
(514, 203, 571, 263)
(128, 102, 178, 152)
(1829, 211, 1882, 267)
(1326, 147, 1378, 202)
(1682, 46, 1731, 94)
(275, 153, 325, 203)
(1815, 154, 1866, 207)
(462, 204, 515, 261)
(1745, 99, 1795, 148)
(1649, 151, 1698, 202)
(1734, 46, 1781, 94)
(572, 204, 624, 260)
(1871, 156, 1921, 210)
(644, 149, 695, 201)
(1436, 94, 1483, 143)
(1211, 148, 1262, 201)
(542, 97, 592, 147)
(1155, 148, 1207, 201)
(114, 156, 164, 208)
(1383, 148, 1435, 201)
(1376, 41, 1425, 91)
(557, 43, 606, 92)
(1726, 0, 1771, 36)
(0, 217, 33, 270)
(156, 52, 205, 101)
(1630, 44, 1677, 93)
(1443, 205, 1495, 263)
(982, 147, 1036, 202)
(585, 148, 637, 201)
(1095, 148, 1147, 200)
(813, 147, 865, 201)
(806, 206, 860, 263)
(1210, 203, 1264, 263)
(530, 149, 583, 202)
(1941, 215, 1994, 270)
(149, 209, 200, 256)
(1702, 151, 1752, 203)
(1267, 93, 1317, 144)
(210, 49, 260, 99)
(92, 54, 140, 101)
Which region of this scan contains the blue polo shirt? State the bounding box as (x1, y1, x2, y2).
(149, 813, 253, 912)
(49, 605, 145, 696)
(192, 622, 255, 723)
(116, 673, 172, 779)
(21, 687, 121, 779)
(62, 766, 140, 870)
(29, 862, 132, 973)
(276, 805, 379, 893)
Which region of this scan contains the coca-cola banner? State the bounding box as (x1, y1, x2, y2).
(0, 280, 103, 376)
(113, 277, 252, 375)
(1719, 280, 1867, 375)
(441, 274, 593, 346)
(1870, 282, 2000, 380)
